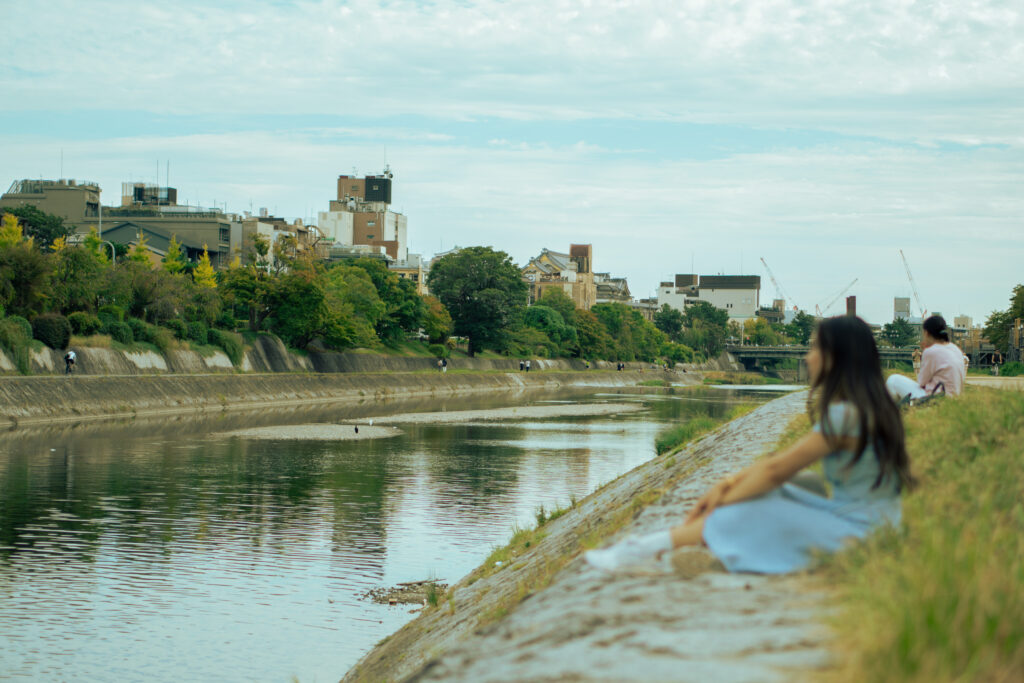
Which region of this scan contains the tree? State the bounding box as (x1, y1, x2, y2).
(653, 304, 684, 340)
(348, 258, 425, 344)
(1, 206, 70, 250)
(82, 226, 110, 263)
(743, 317, 784, 346)
(523, 305, 577, 355)
(0, 235, 50, 317)
(574, 309, 615, 359)
(422, 295, 453, 344)
(426, 246, 528, 356)
(163, 235, 188, 274)
(591, 302, 667, 362)
(535, 288, 577, 325)
(323, 265, 386, 348)
(193, 245, 217, 288)
(881, 317, 917, 348)
(50, 246, 108, 313)
(680, 301, 729, 357)
(127, 232, 153, 264)
(786, 311, 816, 345)
(984, 310, 1013, 353)
(263, 270, 349, 349)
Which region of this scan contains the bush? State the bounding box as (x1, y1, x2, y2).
(106, 321, 134, 345)
(161, 319, 188, 340)
(208, 329, 244, 366)
(98, 304, 125, 325)
(31, 313, 72, 350)
(999, 360, 1024, 377)
(428, 343, 449, 359)
(186, 321, 208, 345)
(5, 315, 32, 340)
(127, 317, 173, 352)
(0, 317, 32, 373)
(68, 312, 103, 336)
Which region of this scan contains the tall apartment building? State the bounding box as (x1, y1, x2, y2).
(318, 171, 407, 261)
(658, 274, 761, 321)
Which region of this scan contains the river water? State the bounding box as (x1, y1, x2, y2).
(0, 385, 784, 682)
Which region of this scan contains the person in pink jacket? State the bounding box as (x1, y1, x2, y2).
(886, 315, 966, 401)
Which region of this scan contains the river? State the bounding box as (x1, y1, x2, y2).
(0, 385, 785, 682)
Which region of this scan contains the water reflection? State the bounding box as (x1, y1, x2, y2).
(0, 386, 779, 681)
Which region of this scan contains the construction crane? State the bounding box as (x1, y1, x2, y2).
(899, 249, 927, 318)
(815, 278, 858, 317)
(760, 257, 798, 312)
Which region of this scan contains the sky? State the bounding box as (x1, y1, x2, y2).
(2, 0, 1022, 325)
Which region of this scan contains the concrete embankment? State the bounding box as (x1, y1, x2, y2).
(344, 390, 829, 683)
(0, 369, 689, 425)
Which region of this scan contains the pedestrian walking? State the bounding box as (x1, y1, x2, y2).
(520, 360, 525, 371)
(525, 360, 531, 372)
(64, 349, 76, 375)
(437, 358, 443, 372)
(441, 357, 448, 373)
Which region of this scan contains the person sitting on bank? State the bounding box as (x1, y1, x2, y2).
(585, 316, 913, 574)
(886, 315, 966, 401)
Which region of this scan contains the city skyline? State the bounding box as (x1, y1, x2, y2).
(2, 0, 1022, 325)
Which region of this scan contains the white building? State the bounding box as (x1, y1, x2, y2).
(658, 273, 761, 321)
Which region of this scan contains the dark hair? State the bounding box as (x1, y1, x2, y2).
(810, 316, 914, 490)
(922, 315, 950, 342)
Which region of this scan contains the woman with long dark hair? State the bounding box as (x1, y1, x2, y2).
(886, 315, 967, 401)
(586, 316, 914, 574)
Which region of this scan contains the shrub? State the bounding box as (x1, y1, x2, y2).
(999, 360, 1024, 377)
(208, 328, 244, 366)
(127, 317, 173, 352)
(161, 319, 188, 340)
(98, 304, 125, 325)
(68, 312, 103, 336)
(5, 315, 32, 340)
(186, 321, 208, 345)
(107, 321, 134, 345)
(31, 313, 72, 350)
(0, 317, 32, 373)
(428, 343, 449, 359)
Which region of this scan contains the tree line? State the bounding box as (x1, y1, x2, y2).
(0, 206, 829, 372)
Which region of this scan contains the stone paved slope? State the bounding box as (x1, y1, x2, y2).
(345, 391, 832, 683)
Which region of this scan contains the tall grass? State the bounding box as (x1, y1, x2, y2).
(824, 388, 1024, 682)
(655, 403, 757, 456)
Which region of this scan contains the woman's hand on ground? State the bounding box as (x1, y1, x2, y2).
(685, 481, 728, 523)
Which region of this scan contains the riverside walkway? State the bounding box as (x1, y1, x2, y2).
(346, 391, 831, 682)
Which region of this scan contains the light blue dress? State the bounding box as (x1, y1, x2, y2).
(703, 402, 902, 574)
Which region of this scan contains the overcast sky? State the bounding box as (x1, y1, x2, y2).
(3, 0, 1022, 324)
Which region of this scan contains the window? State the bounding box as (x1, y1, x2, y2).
(219, 228, 230, 243)
(367, 221, 376, 226)
(367, 234, 375, 239)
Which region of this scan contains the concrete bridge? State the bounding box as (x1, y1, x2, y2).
(726, 345, 915, 379)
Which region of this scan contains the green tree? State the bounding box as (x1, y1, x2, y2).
(426, 246, 528, 356)
(323, 265, 386, 348)
(680, 301, 729, 357)
(0, 239, 51, 317)
(984, 310, 1013, 353)
(591, 302, 667, 362)
(743, 317, 785, 346)
(264, 270, 349, 349)
(127, 233, 153, 264)
(653, 304, 684, 340)
(349, 258, 425, 344)
(535, 288, 578, 325)
(786, 310, 816, 345)
(1, 206, 70, 250)
(50, 246, 108, 313)
(523, 305, 577, 355)
(103, 261, 186, 322)
(82, 226, 110, 263)
(163, 234, 188, 274)
(881, 317, 918, 348)
(574, 309, 615, 359)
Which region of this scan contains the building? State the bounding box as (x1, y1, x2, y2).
(391, 253, 427, 294)
(1, 179, 101, 231)
(594, 272, 631, 304)
(658, 273, 761, 321)
(521, 245, 597, 310)
(317, 170, 408, 261)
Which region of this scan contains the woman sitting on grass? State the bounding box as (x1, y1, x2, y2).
(886, 315, 966, 402)
(586, 315, 915, 574)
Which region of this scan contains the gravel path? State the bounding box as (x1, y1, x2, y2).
(346, 391, 833, 683)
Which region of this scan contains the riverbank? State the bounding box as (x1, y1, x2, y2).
(0, 369, 693, 426)
(343, 390, 822, 682)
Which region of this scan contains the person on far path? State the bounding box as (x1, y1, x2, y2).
(64, 349, 77, 375)
(586, 315, 913, 574)
(442, 357, 448, 373)
(520, 360, 525, 371)
(437, 358, 443, 373)
(526, 360, 531, 372)
(886, 315, 966, 401)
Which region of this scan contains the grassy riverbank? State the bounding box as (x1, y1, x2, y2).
(821, 387, 1024, 681)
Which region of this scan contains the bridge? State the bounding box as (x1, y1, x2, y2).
(725, 345, 915, 379)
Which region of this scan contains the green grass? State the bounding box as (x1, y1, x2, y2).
(821, 387, 1024, 682)
(654, 403, 757, 456)
(702, 371, 783, 385)
(638, 379, 668, 387)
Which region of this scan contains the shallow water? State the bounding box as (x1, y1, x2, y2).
(0, 385, 781, 682)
